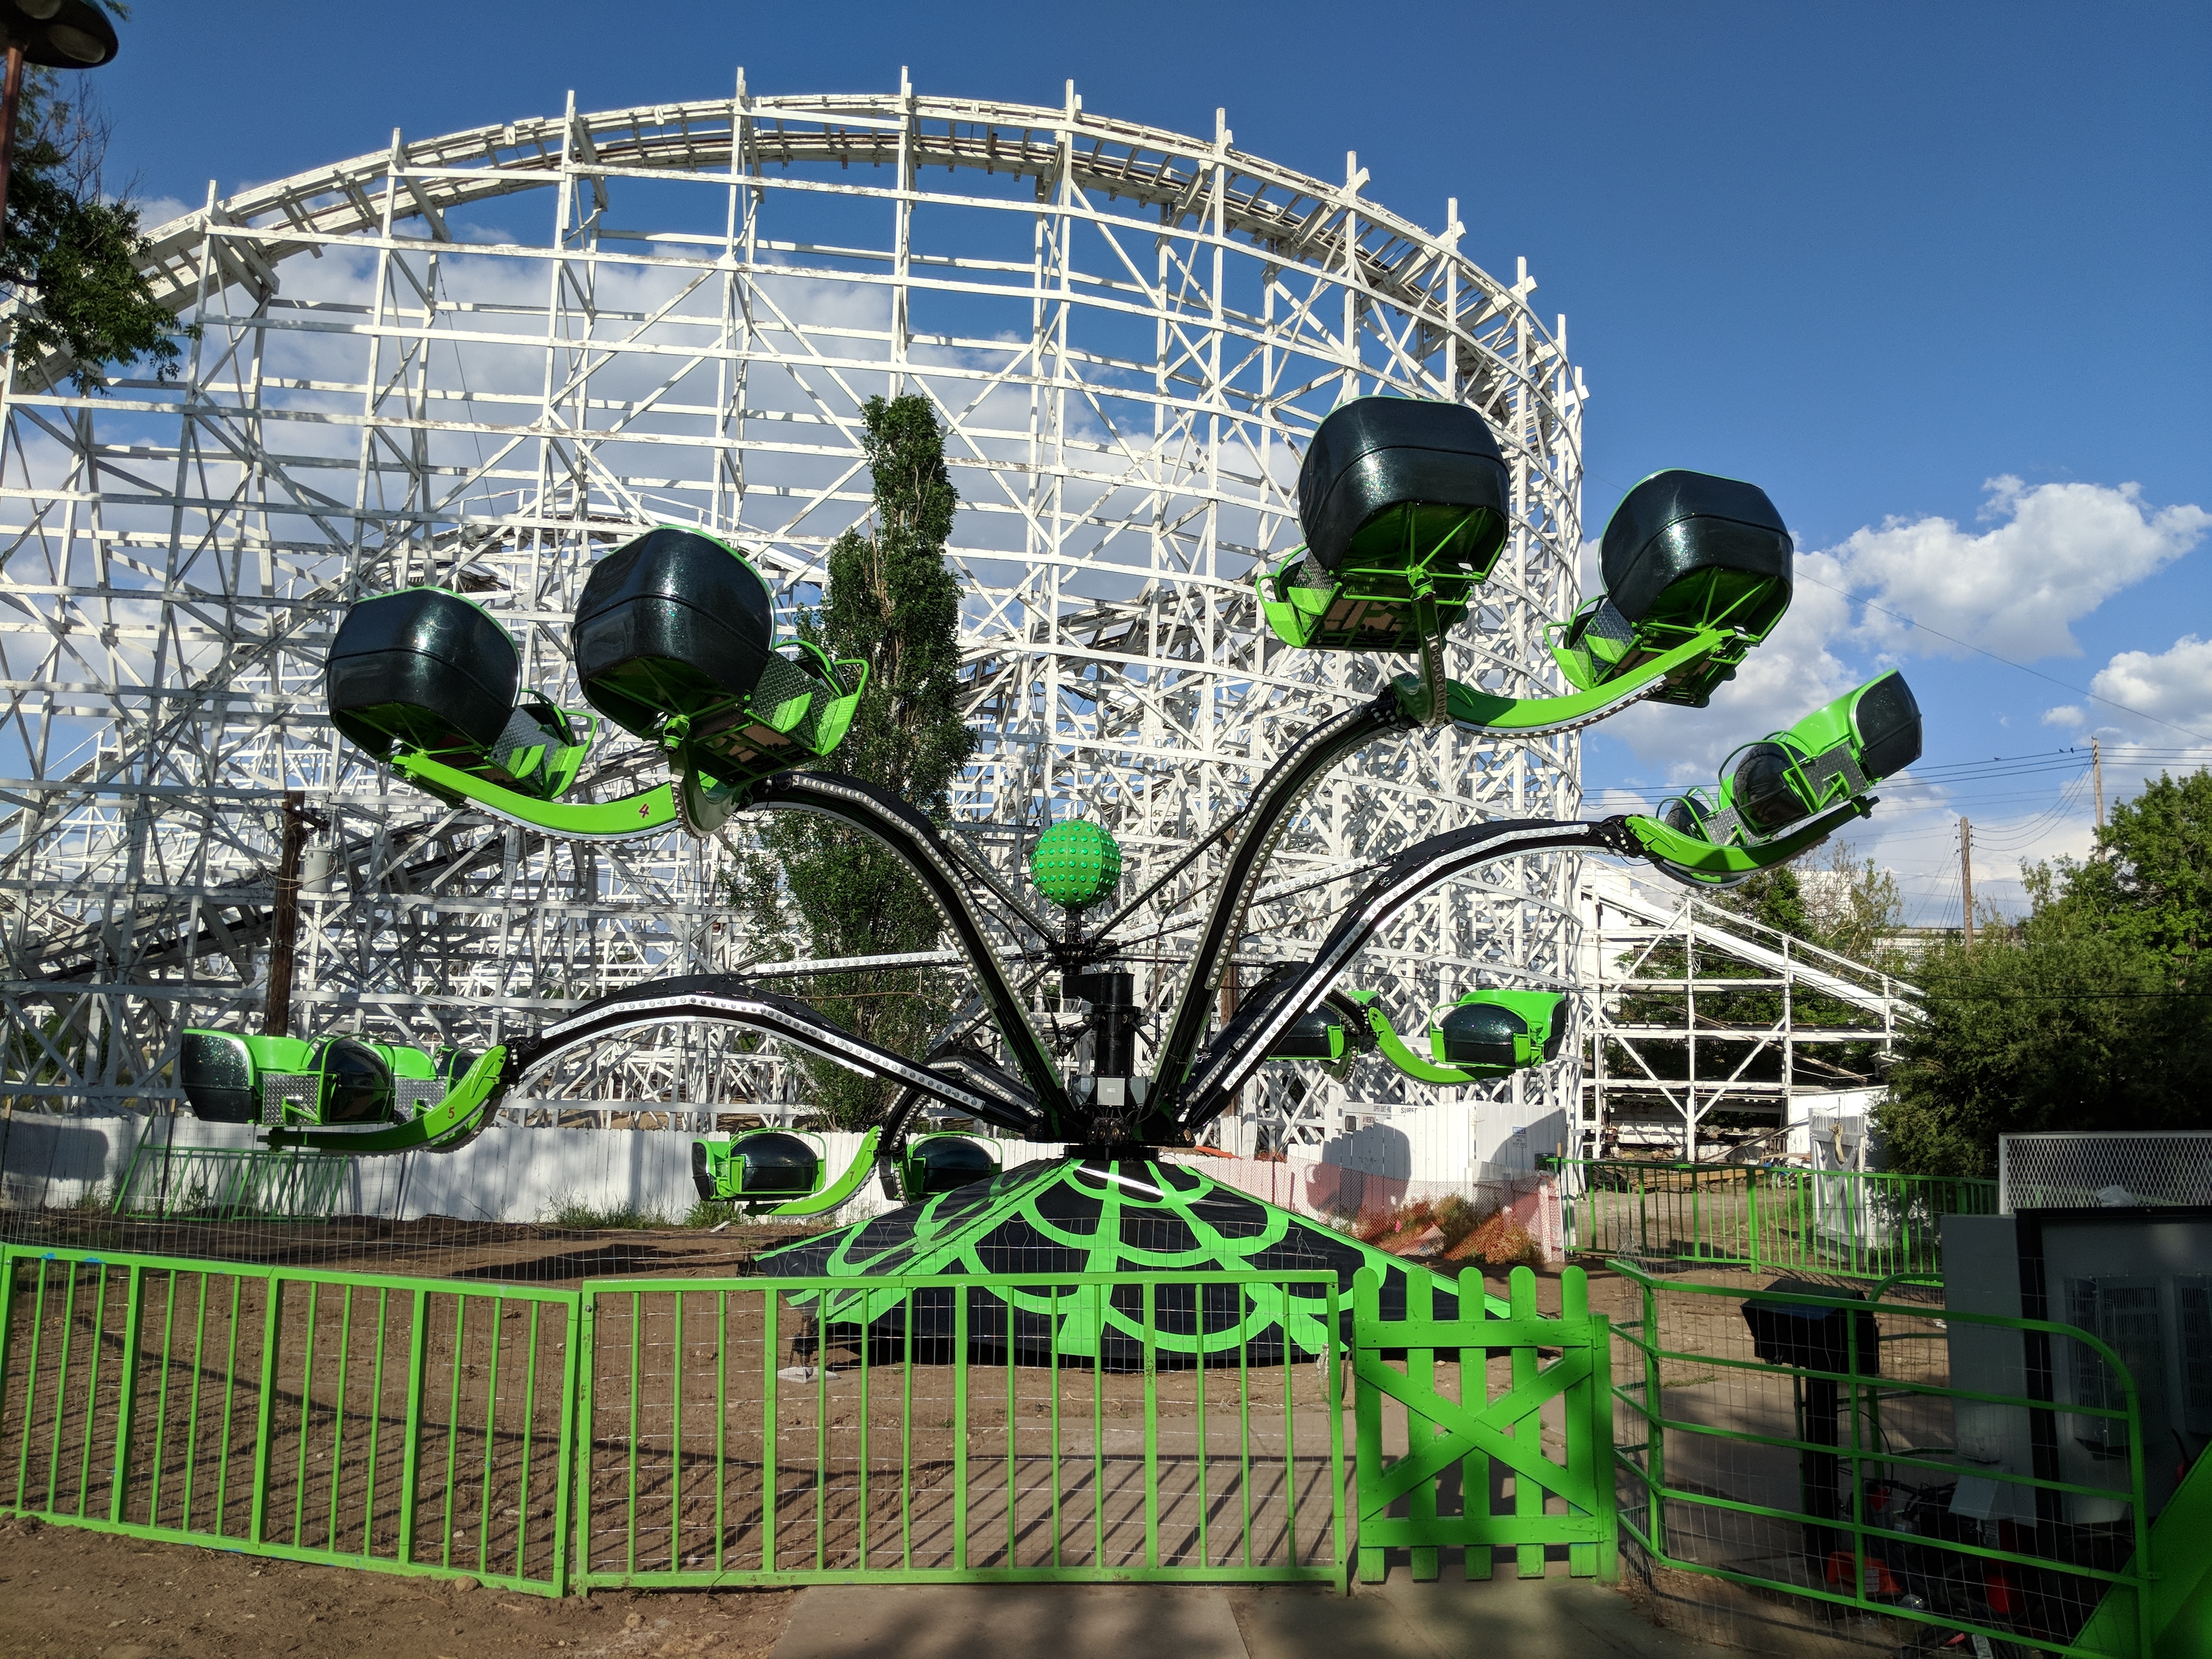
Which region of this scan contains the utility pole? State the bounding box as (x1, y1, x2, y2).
(2092, 737, 2106, 833)
(0, 3, 122, 249)
(262, 792, 328, 1037)
(1960, 817, 1976, 946)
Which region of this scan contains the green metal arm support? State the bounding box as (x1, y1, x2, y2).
(1622, 799, 1872, 886)
(267, 1046, 509, 1155)
(757, 1127, 883, 1218)
(1345, 992, 1483, 1086)
(394, 753, 680, 839)
(1395, 626, 1737, 736)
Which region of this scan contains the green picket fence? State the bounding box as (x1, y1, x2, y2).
(1350, 1263, 1616, 1585)
(0, 1244, 580, 1594)
(574, 1272, 1348, 1587)
(1552, 1158, 1998, 1279)
(1609, 1263, 2156, 1658)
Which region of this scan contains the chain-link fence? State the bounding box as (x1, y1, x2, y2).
(2000, 1133, 2212, 1214)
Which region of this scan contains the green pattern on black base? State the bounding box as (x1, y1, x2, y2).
(760, 1155, 1504, 1368)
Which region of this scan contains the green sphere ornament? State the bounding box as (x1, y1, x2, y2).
(1029, 819, 1122, 911)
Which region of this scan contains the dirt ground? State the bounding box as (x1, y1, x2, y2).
(0, 1213, 808, 1285)
(0, 1245, 1946, 1658)
(0, 1515, 798, 1659)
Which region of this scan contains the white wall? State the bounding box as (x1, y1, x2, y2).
(0, 1115, 1074, 1225)
(4, 1111, 1547, 1235)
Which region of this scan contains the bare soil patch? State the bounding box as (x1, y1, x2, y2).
(0, 1516, 797, 1659)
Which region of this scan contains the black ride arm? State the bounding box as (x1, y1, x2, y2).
(1146, 693, 1412, 1110)
(1172, 816, 1638, 1133)
(746, 772, 1069, 1124)
(876, 1040, 1043, 1151)
(507, 973, 1045, 1134)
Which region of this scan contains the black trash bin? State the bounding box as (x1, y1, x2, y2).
(1742, 1279, 1882, 1567)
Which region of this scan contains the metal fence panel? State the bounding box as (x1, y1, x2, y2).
(1609, 1264, 2154, 1658)
(1554, 1159, 1997, 1279)
(574, 1272, 1348, 1587)
(2000, 1132, 2212, 1214)
(0, 1244, 578, 1595)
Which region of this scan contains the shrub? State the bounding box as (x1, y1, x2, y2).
(1464, 1209, 1543, 1268)
(547, 1196, 668, 1229)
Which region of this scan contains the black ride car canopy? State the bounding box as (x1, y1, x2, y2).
(1294, 398, 1510, 577)
(572, 527, 780, 742)
(326, 587, 521, 758)
(1598, 470, 1793, 636)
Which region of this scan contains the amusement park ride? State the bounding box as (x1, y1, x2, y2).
(177, 396, 1922, 1334)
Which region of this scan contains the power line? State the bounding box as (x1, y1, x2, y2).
(1788, 569, 2212, 742)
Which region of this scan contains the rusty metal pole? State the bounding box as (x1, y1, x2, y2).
(262, 791, 308, 1037)
(0, 43, 25, 250)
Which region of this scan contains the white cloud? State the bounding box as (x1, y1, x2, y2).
(2067, 635, 2212, 740)
(1829, 476, 2208, 662)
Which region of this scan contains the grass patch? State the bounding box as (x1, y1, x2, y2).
(546, 1196, 670, 1229)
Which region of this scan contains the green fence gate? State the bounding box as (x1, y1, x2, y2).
(1350, 1263, 1617, 1585)
(0, 1243, 580, 1594)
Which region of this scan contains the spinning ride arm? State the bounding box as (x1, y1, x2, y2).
(744, 771, 1068, 1123)
(1173, 816, 1638, 1133)
(1146, 692, 1412, 1112)
(510, 974, 1046, 1137)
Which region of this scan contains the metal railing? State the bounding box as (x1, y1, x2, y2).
(110, 1135, 348, 1223)
(1552, 1158, 1997, 1279)
(0, 1244, 579, 1593)
(575, 1271, 1348, 1587)
(1, 1246, 1348, 1593)
(1609, 1263, 2153, 1658)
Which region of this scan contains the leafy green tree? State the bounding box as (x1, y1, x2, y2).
(2, 26, 189, 393)
(1877, 769, 2212, 1176)
(736, 394, 974, 1127)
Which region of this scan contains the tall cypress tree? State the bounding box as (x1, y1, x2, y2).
(737, 394, 974, 1126)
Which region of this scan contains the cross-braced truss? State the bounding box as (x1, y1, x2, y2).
(0, 80, 1585, 1154)
(1577, 870, 1921, 1158)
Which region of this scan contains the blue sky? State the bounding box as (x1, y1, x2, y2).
(91, 1, 2211, 922)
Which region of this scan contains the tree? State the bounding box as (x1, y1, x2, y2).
(1876, 769, 2212, 1177)
(735, 394, 975, 1127)
(2, 25, 189, 394)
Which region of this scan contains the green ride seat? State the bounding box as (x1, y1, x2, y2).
(326, 586, 589, 800)
(179, 1029, 309, 1123)
(1431, 990, 1565, 1076)
(180, 1029, 434, 1128)
(573, 526, 866, 817)
(1553, 471, 1794, 707)
(1658, 670, 1922, 849)
(693, 1130, 824, 1206)
(901, 1133, 999, 1200)
(1261, 397, 1510, 653)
